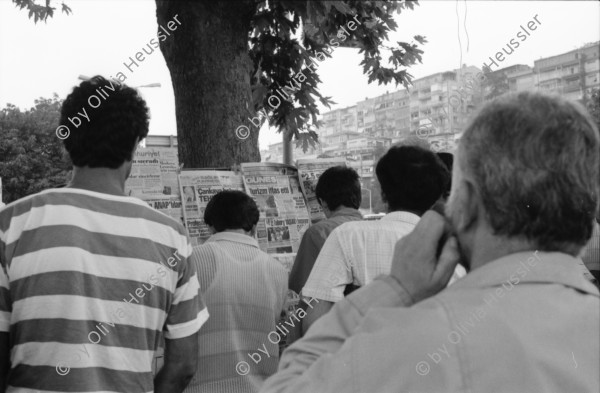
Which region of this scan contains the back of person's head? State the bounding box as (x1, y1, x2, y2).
(437, 152, 454, 172)
(375, 145, 450, 214)
(437, 152, 454, 200)
(204, 190, 260, 232)
(315, 166, 361, 211)
(60, 76, 149, 169)
(459, 91, 599, 253)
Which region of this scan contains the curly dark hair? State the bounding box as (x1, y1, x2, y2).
(376, 145, 450, 214)
(204, 190, 260, 232)
(60, 76, 149, 168)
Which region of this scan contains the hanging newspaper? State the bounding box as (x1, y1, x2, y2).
(125, 147, 180, 197)
(178, 170, 245, 246)
(125, 147, 183, 223)
(143, 196, 184, 225)
(296, 158, 346, 223)
(241, 162, 310, 254)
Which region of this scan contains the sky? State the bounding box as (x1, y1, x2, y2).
(1, 0, 599, 150)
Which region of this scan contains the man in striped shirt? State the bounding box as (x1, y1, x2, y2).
(185, 191, 288, 393)
(0, 76, 208, 393)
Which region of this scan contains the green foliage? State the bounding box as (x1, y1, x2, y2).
(247, 0, 426, 151)
(12, 0, 71, 23)
(0, 96, 71, 204)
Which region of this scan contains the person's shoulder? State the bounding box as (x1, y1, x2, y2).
(334, 219, 365, 231)
(263, 252, 289, 273)
(191, 241, 211, 254)
(329, 218, 372, 236)
(376, 214, 419, 233)
(302, 220, 331, 241)
(128, 197, 188, 237)
(0, 189, 56, 223)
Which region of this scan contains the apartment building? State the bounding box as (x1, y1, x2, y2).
(261, 140, 321, 163)
(492, 42, 599, 103)
(408, 65, 482, 151)
(534, 41, 600, 102)
(357, 90, 411, 142)
(264, 41, 599, 164)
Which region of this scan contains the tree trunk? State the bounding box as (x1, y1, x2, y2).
(156, 0, 260, 168)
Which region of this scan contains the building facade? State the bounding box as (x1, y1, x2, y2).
(490, 41, 600, 103)
(534, 42, 600, 102)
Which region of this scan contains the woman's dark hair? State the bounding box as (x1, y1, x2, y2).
(60, 76, 149, 169)
(204, 190, 260, 232)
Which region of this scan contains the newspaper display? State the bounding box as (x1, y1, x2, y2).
(124, 147, 184, 222)
(144, 196, 184, 225)
(241, 163, 311, 254)
(178, 170, 245, 246)
(296, 158, 346, 223)
(126, 148, 181, 197)
(156, 148, 181, 196)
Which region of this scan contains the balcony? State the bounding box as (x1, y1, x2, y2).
(563, 74, 580, 82)
(563, 83, 581, 93)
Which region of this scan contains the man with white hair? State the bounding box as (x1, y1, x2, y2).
(260, 91, 600, 393)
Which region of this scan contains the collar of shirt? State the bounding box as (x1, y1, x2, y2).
(450, 251, 599, 296)
(380, 211, 420, 226)
(206, 231, 260, 249)
(329, 207, 363, 220)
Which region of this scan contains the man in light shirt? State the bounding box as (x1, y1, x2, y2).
(301, 145, 451, 333)
(261, 91, 599, 393)
(289, 166, 363, 295)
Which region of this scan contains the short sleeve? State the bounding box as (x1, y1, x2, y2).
(301, 228, 353, 303)
(164, 240, 209, 339)
(0, 220, 10, 332)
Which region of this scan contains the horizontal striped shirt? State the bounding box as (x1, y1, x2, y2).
(185, 232, 288, 393)
(0, 188, 208, 393)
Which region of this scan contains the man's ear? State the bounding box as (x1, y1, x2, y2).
(454, 178, 480, 234)
(250, 224, 257, 237)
